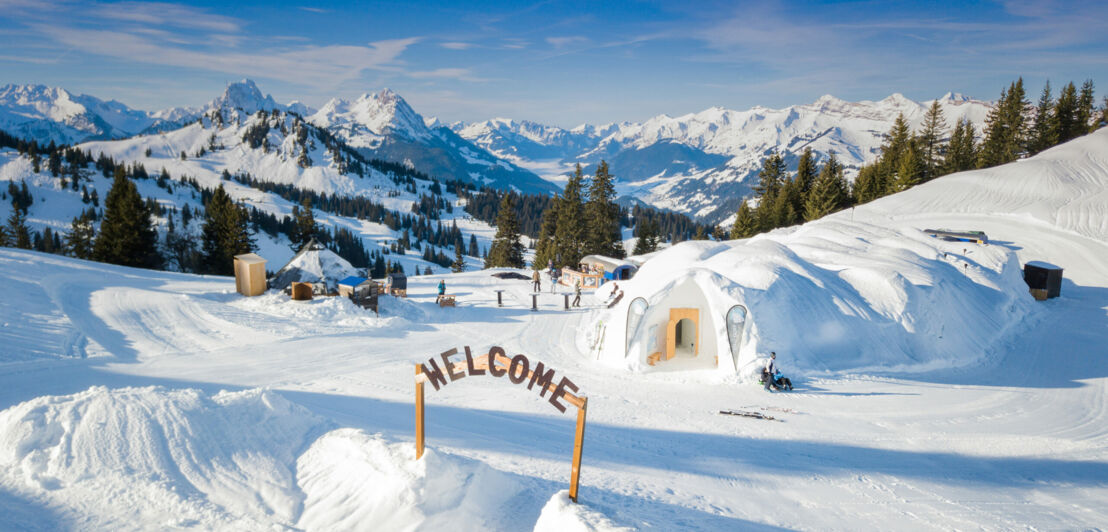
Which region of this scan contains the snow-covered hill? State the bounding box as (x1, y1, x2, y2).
(0, 129, 1106, 529)
(0, 96, 501, 275)
(456, 93, 993, 221)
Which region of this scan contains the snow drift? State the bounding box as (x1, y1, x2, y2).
(0, 386, 564, 531)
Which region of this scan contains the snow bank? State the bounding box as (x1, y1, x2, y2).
(297, 428, 525, 531)
(0, 386, 325, 528)
(534, 491, 632, 532)
(0, 387, 542, 530)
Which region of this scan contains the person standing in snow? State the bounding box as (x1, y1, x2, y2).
(764, 352, 779, 391)
(437, 279, 446, 303)
(532, 270, 541, 292)
(572, 279, 582, 307)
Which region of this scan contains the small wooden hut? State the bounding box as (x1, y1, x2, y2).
(233, 253, 267, 296)
(385, 272, 408, 297)
(1024, 261, 1063, 300)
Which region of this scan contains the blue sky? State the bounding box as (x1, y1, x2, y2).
(1, 0, 1105, 126)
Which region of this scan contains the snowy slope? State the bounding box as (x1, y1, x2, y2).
(456, 93, 993, 221)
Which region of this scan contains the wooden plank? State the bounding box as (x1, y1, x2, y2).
(415, 364, 425, 459)
(568, 396, 588, 503)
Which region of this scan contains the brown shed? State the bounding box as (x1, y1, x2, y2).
(233, 253, 267, 296)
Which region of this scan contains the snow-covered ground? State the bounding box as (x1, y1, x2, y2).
(1, 130, 1106, 530)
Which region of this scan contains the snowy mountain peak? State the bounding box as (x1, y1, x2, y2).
(207, 79, 281, 114)
(939, 91, 971, 103)
(310, 88, 430, 142)
(880, 93, 916, 108)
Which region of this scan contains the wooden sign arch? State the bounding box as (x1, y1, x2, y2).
(414, 346, 589, 502)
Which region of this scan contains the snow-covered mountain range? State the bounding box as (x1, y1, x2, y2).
(0, 84, 193, 145)
(1, 80, 992, 221)
(307, 89, 557, 195)
(453, 93, 993, 221)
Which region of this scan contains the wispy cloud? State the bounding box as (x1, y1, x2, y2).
(440, 42, 473, 50)
(32, 23, 420, 88)
(407, 67, 488, 82)
(299, 6, 329, 14)
(89, 1, 240, 32)
(545, 36, 588, 49)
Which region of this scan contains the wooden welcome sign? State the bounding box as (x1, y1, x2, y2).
(415, 346, 589, 503)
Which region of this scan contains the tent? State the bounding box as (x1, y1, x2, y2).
(581, 255, 637, 281)
(269, 238, 360, 293)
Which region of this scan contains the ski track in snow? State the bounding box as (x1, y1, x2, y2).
(0, 131, 1107, 530)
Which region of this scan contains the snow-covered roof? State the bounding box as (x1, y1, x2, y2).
(270, 238, 359, 292)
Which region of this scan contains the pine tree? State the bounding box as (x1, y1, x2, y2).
(851, 164, 882, 205)
(584, 160, 624, 258)
(485, 194, 525, 268)
(753, 153, 787, 230)
(92, 172, 162, 268)
(65, 212, 96, 259)
(773, 178, 802, 227)
(450, 244, 466, 273)
(918, 100, 947, 181)
(978, 78, 1029, 168)
(943, 118, 978, 174)
(730, 200, 758, 239)
(877, 113, 913, 193)
(1099, 96, 1108, 130)
(793, 147, 818, 201)
(893, 141, 922, 191)
(554, 164, 587, 268)
(532, 199, 559, 270)
(804, 153, 849, 221)
(632, 219, 660, 254)
(290, 197, 317, 250)
(1077, 79, 1096, 134)
(200, 184, 255, 275)
(1027, 80, 1057, 155)
(0, 223, 8, 247)
(7, 210, 31, 249)
(1053, 81, 1079, 144)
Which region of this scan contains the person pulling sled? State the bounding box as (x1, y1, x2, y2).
(762, 352, 793, 392)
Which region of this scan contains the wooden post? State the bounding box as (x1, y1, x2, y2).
(531, 293, 538, 312)
(564, 293, 570, 310)
(495, 289, 504, 307)
(568, 396, 588, 503)
(415, 364, 425, 459)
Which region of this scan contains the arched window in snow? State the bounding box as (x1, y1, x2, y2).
(625, 297, 648, 356)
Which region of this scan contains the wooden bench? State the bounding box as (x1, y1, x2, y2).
(437, 294, 456, 307)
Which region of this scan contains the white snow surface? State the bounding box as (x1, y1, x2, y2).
(1, 129, 1108, 530)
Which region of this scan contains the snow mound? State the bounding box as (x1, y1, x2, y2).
(0, 386, 325, 528)
(0, 387, 540, 530)
(534, 491, 632, 532)
(296, 428, 525, 531)
(601, 218, 1033, 377)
